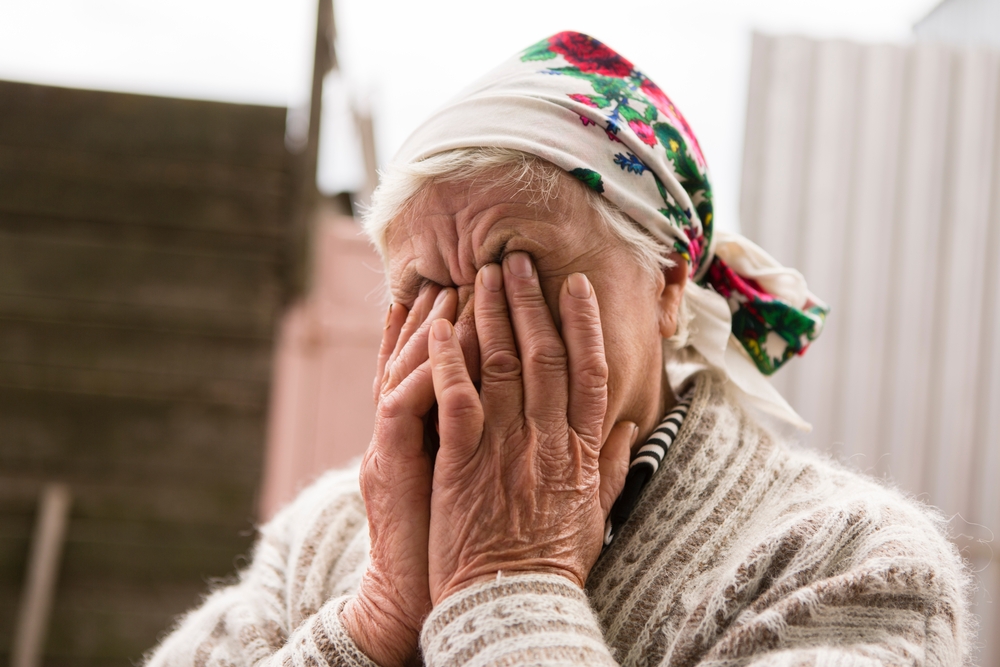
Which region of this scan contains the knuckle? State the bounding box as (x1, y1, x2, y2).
(576, 358, 609, 390)
(475, 307, 511, 333)
(441, 389, 482, 421)
(437, 355, 469, 385)
(375, 392, 405, 421)
(481, 349, 522, 382)
(509, 288, 552, 317)
(526, 341, 567, 374)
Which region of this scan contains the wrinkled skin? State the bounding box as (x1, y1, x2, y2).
(341, 171, 687, 666)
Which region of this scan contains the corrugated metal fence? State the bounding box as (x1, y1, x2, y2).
(741, 33, 1000, 663)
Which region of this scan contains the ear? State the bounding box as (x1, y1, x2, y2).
(657, 252, 688, 339)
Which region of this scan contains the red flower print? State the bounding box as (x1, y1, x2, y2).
(579, 115, 596, 127)
(569, 93, 598, 108)
(548, 32, 634, 78)
(639, 78, 674, 116)
(628, 119, 656, 147)
(640, 77, 707, 167)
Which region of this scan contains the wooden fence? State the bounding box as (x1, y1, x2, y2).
(0, 79, 298, 666)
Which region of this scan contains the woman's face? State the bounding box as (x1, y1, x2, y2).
(384, 169, 686, 444)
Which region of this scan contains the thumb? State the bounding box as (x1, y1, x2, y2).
(598, 421, 636, 519)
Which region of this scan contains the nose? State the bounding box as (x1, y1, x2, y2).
(452, 284, 481, 385)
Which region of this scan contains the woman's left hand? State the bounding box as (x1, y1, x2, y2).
(425, 252, 635, 605)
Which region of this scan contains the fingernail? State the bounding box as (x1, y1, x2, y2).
(384, 303, 393, 329)
(481, 264, 502, 292)
(431, 318, 452, 341)
(628, 423, 640, 446)
(567, 273, 591, 298)
(506, 252, 532, 278)
(434, 289, 448, 308)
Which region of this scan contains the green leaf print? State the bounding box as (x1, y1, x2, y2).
(653, 122, 701, 185)
(521, 38, 557, 62)
(569, 168, 605, 193)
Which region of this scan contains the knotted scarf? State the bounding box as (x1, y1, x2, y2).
(393, 31, 828, 429)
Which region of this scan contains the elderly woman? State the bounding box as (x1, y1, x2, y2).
(147, 33, 971, 666)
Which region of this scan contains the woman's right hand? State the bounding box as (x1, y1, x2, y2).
(341, 285, 457, 667)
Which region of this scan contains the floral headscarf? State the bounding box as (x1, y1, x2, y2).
(393, 31, 828, 429)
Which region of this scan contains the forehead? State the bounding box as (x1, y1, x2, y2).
(384, 171, 596, 289)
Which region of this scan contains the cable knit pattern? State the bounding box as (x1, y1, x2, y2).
(421, 574, 617, 667)
(144, 373, 972, 667)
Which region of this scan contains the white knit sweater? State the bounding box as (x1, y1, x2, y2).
(145, 372, 972, 666)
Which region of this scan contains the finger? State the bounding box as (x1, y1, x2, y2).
(428, 319, 484, 466)
(382, 288, 458, 397)
(387, 284, 441, 374)
(474, 263, 523, 426)
(598, 422, 637, 519)
(372, 359, 436, 459)
(374, 303, 408, 404)
(559, 273, 608, 447)
(502, 252, 567, 424)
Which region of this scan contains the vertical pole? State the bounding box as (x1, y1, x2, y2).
(304, 0, 335, 200)
(286, 0, 336, 300)
(353, 104, 378, 210)
(12, 484, 73, 667)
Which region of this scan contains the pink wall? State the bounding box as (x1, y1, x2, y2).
(259, 212, 386, 521)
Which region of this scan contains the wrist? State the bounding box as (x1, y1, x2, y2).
(433, 564, 583, 606)
(341, 590, 420, 667)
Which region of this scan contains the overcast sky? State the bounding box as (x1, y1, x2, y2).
(0, 0, 940, 231)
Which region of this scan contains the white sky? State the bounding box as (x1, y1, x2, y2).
(0, 0, 940, 231)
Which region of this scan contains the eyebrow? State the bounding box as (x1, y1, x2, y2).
(391, 231, 519, 302)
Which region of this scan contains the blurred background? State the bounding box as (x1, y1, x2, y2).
(0, 0, 997, 665)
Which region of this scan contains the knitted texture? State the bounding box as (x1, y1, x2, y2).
(144, 373, 972, 667)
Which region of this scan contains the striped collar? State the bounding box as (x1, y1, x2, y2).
(603, 388, 694, 547)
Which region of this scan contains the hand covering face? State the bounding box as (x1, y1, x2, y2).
(393, 31, 828, 429)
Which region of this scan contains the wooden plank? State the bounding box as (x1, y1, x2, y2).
(0, 293, 274, 342)
(0, 80, 290, 168)
(0, 504, 258, 589)
(42, 581, 221, 665)
(58, 522, 253, 586)
(0, 73, 298, 667)
(0, 477, 259, 529)
(0, 211, 285, 258)
(0, 580, 240, 665)
(0, 170, 289, 234)
(0, 319, 273, 383)
(0, 145, 290, 199)
(0, 235, 282, 323)
(0, 362, 267, 408)
(0, 390, 263, 485)
(0, 478, 259, 526)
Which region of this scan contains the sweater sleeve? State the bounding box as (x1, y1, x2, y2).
(420, 573, 618, 666)
(144, 589, 379, 667)
(144, 464, 380, 667)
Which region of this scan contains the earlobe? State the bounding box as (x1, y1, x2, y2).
(657, 253, 688, 339)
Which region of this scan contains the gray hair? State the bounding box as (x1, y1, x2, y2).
(361, 147, 691, 349)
